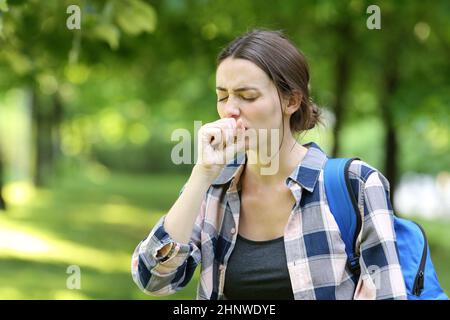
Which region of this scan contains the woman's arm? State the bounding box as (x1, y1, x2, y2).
(163, 165, 218, 244)
(131, 118, 243, 296)
(352, 164, 407, 300)
(130, 165, 215, 296)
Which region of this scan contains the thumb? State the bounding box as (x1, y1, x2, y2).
(236, 118, 244, 130)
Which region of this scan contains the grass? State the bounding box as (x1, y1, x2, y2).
(0, 171, 449, 299)
(0, 170, 199, 300)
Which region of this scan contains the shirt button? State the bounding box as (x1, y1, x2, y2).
(230, 228, 236, 234)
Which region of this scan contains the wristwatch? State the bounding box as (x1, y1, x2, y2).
(157, 242, 176, 263)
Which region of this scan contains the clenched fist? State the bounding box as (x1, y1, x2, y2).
(196, 118, 246, 177)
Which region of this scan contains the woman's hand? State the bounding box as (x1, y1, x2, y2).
(195, 118, 245, 179)
(162, 119, 245, 246)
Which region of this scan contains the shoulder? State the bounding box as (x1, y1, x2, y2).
(347, 159, 390, 192)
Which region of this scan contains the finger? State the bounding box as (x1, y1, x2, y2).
(207, 124, 236, 148)
(223, 136, 245, 162)
(201, 127, 222, 147)
(201, 118, 236, 150)
(215, 117, 237, 131)
(236, 118, 244, 130)
(223, 126, 236, 147)
(232, 119, 245, 143)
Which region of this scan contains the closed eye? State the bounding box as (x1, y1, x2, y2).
(217, 96, 257, 102)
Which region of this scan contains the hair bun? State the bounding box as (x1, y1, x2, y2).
(307, 100, 321, 130)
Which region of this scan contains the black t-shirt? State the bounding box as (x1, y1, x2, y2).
(223, 233, 295, 300)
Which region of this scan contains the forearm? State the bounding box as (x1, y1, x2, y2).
(163, 164, 217, 245)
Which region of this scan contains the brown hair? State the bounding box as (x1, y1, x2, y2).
(217, 29, 322, 134)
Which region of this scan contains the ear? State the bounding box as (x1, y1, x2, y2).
(283, 90, 302, 116)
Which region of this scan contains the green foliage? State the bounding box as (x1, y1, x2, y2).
(0, 0, 8, 13)
(0, 0, 449, 300)
(0, 0, 447, 183)
(115, 0, 157, 35)
(92, 23, 120, 50)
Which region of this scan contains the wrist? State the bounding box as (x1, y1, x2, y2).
(192, 164, 222, 183)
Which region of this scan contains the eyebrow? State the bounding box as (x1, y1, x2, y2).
(216, 86, 260, 92)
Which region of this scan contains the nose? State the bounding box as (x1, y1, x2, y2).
(223, 98, 240, 119)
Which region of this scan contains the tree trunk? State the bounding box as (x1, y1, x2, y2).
(31, 87, 53, 187)
(0, 152, 6, 211)
(52, 92, 63, 163)
(385, 123, 398, 203)
(331, 21, 353, 158)
(379, 42, 400, 209)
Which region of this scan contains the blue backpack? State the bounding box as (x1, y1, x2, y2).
(323, 157, 448, 300)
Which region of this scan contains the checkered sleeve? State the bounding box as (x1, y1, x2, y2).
(131, 187, 205, 296)
(353, 168, 407, 300)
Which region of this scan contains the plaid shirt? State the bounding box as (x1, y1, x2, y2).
(131, 142, 407, 300)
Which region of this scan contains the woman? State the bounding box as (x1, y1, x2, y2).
(131, 29, 406, 300)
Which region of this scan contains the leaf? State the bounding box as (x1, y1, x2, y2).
(2, 49, 33, 75)
(115, 0, 157, 35)
(0, 0, 8, 12)
(92, 23, 120, 50)
(0, 16, 3, 39)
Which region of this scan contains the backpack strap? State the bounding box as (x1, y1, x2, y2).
(323, 157, 362, 275)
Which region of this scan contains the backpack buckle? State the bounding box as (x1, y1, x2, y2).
(348, 256, 361, 276)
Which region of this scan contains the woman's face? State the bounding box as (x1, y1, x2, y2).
(215, 58, 287, 150)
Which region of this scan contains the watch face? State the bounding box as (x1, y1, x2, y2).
(159, 243, 175, 262)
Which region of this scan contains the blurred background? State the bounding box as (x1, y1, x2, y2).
(0, 0, 449, 299)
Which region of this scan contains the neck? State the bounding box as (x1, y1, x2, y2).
(244, 133, 309, 185)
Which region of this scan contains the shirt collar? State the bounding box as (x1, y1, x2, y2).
(286, 141, 328, 192)
(211, 142, 329, 193)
